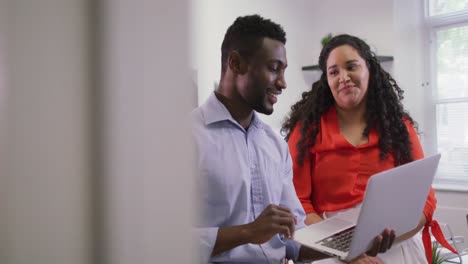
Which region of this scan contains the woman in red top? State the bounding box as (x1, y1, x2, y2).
(282, 34, 456, 263)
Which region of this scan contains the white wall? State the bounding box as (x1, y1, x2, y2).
(0, 0, 8, 261)
(434, 191, 468, 250)
(192, 0, 394, 131)
(0, 0, 91, 263)
(393, 0, 431, 148)
(0, 1, 196, 263)
(101, 0, 196, 263)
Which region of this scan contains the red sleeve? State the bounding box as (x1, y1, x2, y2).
(405, 120, 437, 221)
(288, 124, 317, 214)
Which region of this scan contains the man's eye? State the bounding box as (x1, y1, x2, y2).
(269, 66, 279, 71)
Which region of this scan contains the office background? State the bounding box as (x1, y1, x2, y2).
(0, 1, 466, 264)
(193, 0, 468, 253)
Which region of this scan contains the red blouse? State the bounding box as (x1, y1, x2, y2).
(288, 107, 455, 262)
(288, 107, 436, 218)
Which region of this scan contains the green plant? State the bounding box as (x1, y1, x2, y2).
(432, 241, 450, 264)
(321, 33, 333, 47)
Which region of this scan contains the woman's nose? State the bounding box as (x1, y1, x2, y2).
(339, 72, 350, 83)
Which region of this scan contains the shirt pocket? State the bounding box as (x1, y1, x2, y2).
(260, 157, 284, 205)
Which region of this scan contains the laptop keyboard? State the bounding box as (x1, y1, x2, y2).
(318, 226, 355, 253)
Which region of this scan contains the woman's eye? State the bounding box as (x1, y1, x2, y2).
(328, 70, 338, 76)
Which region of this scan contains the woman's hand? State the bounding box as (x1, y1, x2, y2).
(395, 213, 427, 243)
(349, 254, 383, 264)
(305, 213, 323, 225)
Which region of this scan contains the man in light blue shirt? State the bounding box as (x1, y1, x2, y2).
(191, 15, 393, 264)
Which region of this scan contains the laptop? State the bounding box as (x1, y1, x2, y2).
(293, 153, 441, 261)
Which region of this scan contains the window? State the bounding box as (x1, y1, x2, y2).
(426, 0, 468, 188)
(429, 0, 468, 16)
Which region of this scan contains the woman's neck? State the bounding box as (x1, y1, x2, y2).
(335, 103, 369, 146)
(335, 103, 367, 128)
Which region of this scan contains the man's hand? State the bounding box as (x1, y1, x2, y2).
(345, 228, 394, 263)
(246, 204, 296, 244)
(211, 204, 296, 256)
(366, 228, 395, 256)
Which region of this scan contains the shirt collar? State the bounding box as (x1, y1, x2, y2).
(201, 92, 263, 129)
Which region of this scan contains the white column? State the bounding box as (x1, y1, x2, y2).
(101, 0, 196, 263)
(0, 0, 92, 263)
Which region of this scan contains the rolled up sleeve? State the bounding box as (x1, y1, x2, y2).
(194, 227, 218, 263)
(285, 239, 302, 261)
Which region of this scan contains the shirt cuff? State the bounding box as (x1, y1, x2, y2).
(285, 239, 301, 262)
(194, 227, 219, 263)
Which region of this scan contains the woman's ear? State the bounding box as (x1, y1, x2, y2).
(228, 51, 248, 74)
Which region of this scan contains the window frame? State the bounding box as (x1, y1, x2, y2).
(424, 0, 468, 191)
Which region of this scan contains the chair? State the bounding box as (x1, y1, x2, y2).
(435, 216, 468, 263)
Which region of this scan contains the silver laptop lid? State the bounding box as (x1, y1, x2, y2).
(346, 154, 441, 260)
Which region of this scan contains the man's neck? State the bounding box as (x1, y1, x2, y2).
(215, 86, 253, 130)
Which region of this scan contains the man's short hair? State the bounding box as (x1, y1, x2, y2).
(221, 14, 286, 75)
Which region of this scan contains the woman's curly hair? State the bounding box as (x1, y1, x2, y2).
(281, 34, 417, 166)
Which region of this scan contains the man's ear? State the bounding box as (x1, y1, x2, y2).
(228, 51, 248, 74)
